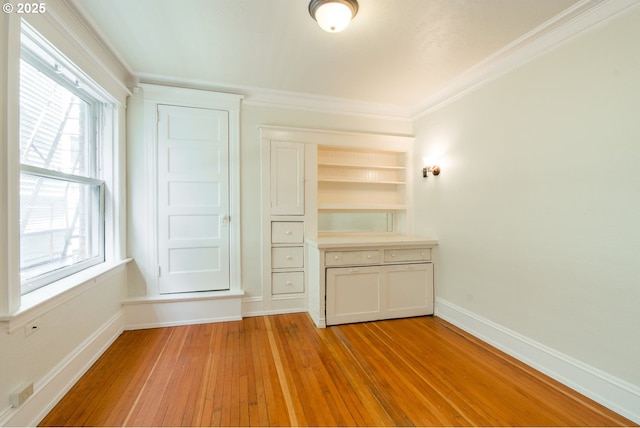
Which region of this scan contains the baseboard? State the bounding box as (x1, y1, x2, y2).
(0, 310, 124, 427)
(122, 291, 244, 330)
(306, 305, 325, 328)
(242, 307, 309, 318)
(241, 294, 308, 319)
(434, 298, 640, 424)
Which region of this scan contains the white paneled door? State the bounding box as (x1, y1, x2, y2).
(157, 105, 230, 294)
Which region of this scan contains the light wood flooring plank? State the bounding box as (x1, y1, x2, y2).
(39, 313, 636, 427)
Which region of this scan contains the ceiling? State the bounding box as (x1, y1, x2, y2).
(72, 0, 585, 115)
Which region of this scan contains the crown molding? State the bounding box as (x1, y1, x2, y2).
(411, 0, 640, 120)
(241, 87, 413, 122)
(134, 72, 413, 122)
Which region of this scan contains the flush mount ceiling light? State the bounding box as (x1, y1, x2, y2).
(309, 0, 359, 33)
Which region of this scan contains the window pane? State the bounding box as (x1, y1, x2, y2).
(20, 173, 102, 285)
(19, 59, 92, 177)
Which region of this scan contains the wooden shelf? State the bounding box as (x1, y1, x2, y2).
(318, 162, 405, 170)
(317, 144, 408, 215)
(318, 179, 405, 185)
(319, 203, 407, 211)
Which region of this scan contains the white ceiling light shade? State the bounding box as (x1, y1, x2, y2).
(309, 0, 359, 33)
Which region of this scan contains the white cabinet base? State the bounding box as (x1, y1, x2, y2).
(326, 263, 433, 326)
(307, 235, 438, 327)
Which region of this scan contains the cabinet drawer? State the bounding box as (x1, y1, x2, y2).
(272, 271, 304, 294)
(384, 248, 431, 263)
(325, 250, 380, 266)
(272, 247, 304, 269)
(271, 222, 304, 243)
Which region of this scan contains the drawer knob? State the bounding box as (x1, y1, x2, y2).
(286, 281, 292, 286)
(367, 254, 372, 259)
(390, 253, 396, 257)
(334, 255, 339, 260)
(285, 230, 292, 235)
(286, 256, 292, 260)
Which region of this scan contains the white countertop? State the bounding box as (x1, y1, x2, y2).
(306, 234, 438, 249)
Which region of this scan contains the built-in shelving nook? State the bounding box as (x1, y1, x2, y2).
(317, 145, 408, 210)
(314, 132, 414, 237)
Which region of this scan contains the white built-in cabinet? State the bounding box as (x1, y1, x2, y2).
(259, 127, 317, 315)
(327, 252, 433, 325)
(268, 142, 306, 295)
(307, 237, 436, 327)
(259, 126, 437, 323)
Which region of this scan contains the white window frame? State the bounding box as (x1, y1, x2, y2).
(18, 24, 108, 295)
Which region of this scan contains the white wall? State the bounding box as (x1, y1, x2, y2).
(0, 270, 125, 426)
(413, 0, 640, 395)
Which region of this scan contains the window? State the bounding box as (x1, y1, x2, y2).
(19, 25, 106, 295)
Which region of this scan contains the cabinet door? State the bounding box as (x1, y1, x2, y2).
(270, 141, 304, 215)
(326, 266, 381, 326)
(381, 263, 433, 319)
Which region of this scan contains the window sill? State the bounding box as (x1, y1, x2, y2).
(0, 258, 131, 334)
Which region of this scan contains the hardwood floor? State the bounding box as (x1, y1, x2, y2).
(40, 313, 635, 427)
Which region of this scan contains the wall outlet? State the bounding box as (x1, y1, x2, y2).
(10, 382, 34, 408)
(25, 319, 40, 337)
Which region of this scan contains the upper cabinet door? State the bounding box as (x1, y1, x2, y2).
(270, 141, 305, 215)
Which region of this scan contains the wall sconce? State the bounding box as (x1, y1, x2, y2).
(422, 157, 441, 178)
